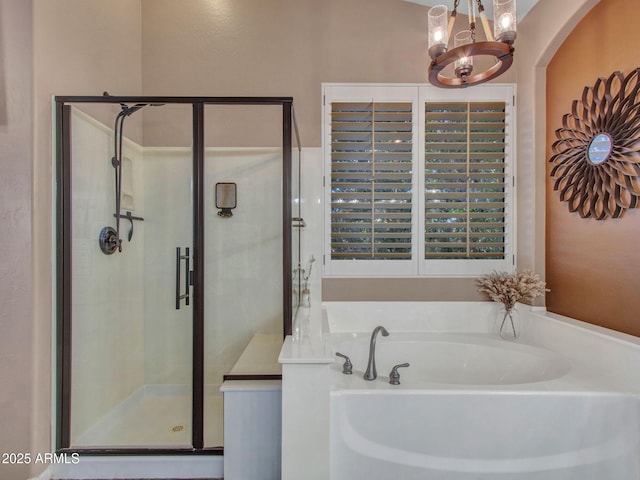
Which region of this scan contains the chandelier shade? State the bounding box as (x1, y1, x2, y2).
(427, 0, 516, 88)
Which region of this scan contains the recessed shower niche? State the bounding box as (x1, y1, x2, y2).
(55, 96, 298, 454)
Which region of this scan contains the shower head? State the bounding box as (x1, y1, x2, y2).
(119, 102, 165, 117)
(102, 92, 165, 115)
(120, 103, 147, 117)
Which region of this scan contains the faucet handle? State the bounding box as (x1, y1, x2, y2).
(335, 352, 353, 375)
(389, 363, 410, 385)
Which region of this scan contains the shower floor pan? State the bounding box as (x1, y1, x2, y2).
(72, 384, 223, 448)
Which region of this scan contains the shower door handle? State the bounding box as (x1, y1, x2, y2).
(176, 247, 191, 309)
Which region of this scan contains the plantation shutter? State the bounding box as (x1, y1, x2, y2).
(424, 101, 507, 259)
(330, 102, 413, 260)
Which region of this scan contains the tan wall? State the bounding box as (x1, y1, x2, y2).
(323, 278, 485, 301)
(546, 0, 640, 336)
(140, 0, 425, 147)
(0, 2, 34, 478)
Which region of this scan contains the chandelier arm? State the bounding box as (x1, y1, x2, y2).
(448, 0, 459, 38)
(476, 0, 494, 41)
(448, 10, 458, 38)
(468, 0, 475, 33)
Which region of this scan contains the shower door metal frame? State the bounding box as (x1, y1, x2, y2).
(54, 95, 294, 455)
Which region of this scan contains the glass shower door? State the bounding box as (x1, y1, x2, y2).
(57, 96, 294, 454)
(202, 104, 286, 447)
(66, 104, 194, 448)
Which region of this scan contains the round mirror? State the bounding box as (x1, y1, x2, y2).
(587, 133, 612, 165)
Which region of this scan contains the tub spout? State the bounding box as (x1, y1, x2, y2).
(363, 326, 389, 380)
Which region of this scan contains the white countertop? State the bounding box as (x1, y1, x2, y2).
(279, 304, 333, 364)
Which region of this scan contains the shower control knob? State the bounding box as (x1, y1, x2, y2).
(389, 363, 410, 385)
(336, 352, 353, 375)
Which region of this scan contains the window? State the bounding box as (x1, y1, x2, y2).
(323, 84, 515, 277)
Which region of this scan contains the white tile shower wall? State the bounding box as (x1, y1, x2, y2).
(70, 109, 145, 441)
(299, 148, 322, 308)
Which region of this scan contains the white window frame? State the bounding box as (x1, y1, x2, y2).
(322, 83, 516, 278)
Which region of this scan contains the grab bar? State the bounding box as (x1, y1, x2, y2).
(176, 247, 191, 309)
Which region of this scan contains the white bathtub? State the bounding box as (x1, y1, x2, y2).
(329, 332, 640, 479)
(331, 390, 640, 480)
(279, 303, 640, 480)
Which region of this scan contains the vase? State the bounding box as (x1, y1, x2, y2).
(301, 288, 311, 308)
(292, 309, 301, 341)
(497, 305, 520, 340)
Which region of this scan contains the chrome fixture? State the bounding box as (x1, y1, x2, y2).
(292, 217, 306, 228)
(335, 352, 353, 375)
(389, 363, 410, 385)
(427, 0, 517, 88)
(98, 99, 151, 254)
(364, 326, 389, 381)
(175, 247, 191, 310)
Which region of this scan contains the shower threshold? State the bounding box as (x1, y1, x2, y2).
(50, 454, 223, 479)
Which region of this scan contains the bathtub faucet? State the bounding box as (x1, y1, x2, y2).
(364, 326, 389, 380)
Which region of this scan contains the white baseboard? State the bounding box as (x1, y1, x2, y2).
(50, 455, 223, 479)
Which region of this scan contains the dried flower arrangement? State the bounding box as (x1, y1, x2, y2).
(301, 254, 316, 285)
(292, 254, 316, 285)
(477, 270, 549, 312)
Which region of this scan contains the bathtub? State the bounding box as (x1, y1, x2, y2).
(331, 390, 640, 480)
(279, 302, 640, 480)
(328, 332, 640, 479)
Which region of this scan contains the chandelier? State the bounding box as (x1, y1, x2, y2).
(427, 0, 516, 88)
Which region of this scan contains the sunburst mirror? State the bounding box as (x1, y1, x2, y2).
(549, 69, 640, 219)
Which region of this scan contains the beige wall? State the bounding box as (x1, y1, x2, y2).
(0, 2, 34, 478)
(546, 0, 640, 336)
(141, 0, 432, 147)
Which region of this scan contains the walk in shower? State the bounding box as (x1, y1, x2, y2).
(55, 96, 299, 454)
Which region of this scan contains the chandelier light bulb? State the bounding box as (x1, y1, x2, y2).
(500, 13, 513, 29)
